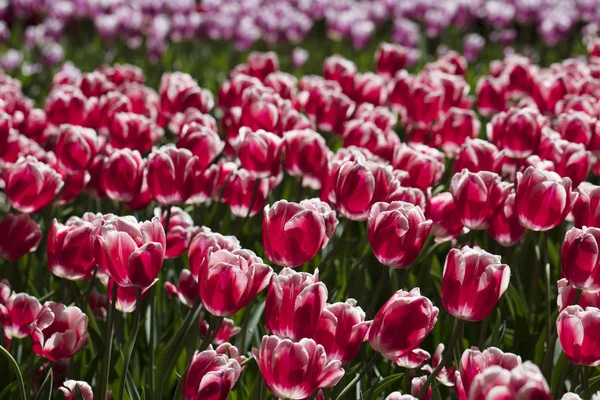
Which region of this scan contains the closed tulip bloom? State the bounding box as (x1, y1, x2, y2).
(487, 107, 546, 159)
(392, 144, 445, 191)
(198, 248, 272, 317)
(342, 120, 398, 161)
(107, 279, 153, 313)
(283, 129, 331, 189)
(557, 279, 600, 312)
(450, 170, 512, 230)
(182, 348, 241, 400)
(101, 148, 146, 203)
(454, 138, 500, 174)
(147, 145, 198, 205)
(178, 122, 224, 170)
(557, 306, 600, 366)
(369, 288, 439, 361)
(395, 348, 431, 369)
(263, 199, 338, 267)
(47, 217, 96, 280)
(561, 393, 583, 400)
(4, 156, 63, 213)
(515, 167, 577, 231)
(265, 268, 327, 340)
(233, 127, 283, 178)
(476, 77, 506, 117)
(489, 193, 526, 247)
(411, 376, 431, 400)
(32, 301, 88, 361)
(253, 335, 345, 399)
(368, 201, 432, 269)
(59, 380, 93, 400)
(199, 316, 241, 345)
(2, 292, 42, 339)
(54, 124, 100, 172)
(386, 393, 417, 400)
(458, 347, 522, 398)
(95, 216, 166, 287)
(0, 214, 42, 261)
(165, 269, 199, 307)
(45, 85, 87, 127)
(110, 112, 164, 153)
(375, 43, 408, 77)
(442, 246, 510, 321)
(353, 73, 388, 106)
(438, 108, 481, 157)
(550, 141, 591, 188)
(427, 193, 464, 243)
(221, 169, 274, 218)
(188, 227, 241, 280)
(323, 55, 357, 96)
(159, 72, 214, 119)
(561, 227, 600, 291)
(313, 299, 371, 364)
(468, 362, 551, 400)
(155, 206, 195, 259)
(572, 183, 600, 228)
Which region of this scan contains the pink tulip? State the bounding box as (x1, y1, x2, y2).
(107, 279, 153, 313)
(188, 227, 241, 280)
(165, 269, 199, 308)
(110, 112, 164, 153)
(468, 362, 551, 400)
(392, 144, 445, 190)
(155, 206, 196, 259)
(487, 107, 546, 159)
(561, 227, 600, 291)
(571, 182, 600, 228)
(199, 315, 241, 345)
(182, 348, 241, 400)
(386, 393, 417, 400)
(557, 279, 600, 312)
(427, 192, 465, 243)
(159, 72, 214, 119)
(438, 108, 481, 156)
(47, 217, 96, 280)
(221, 169, 275, 218)
(422, 344, 457, 386)
(59, 380, 93, 400)
(1, 292, 42, 339)
(233, 127, 283, 178)
(54, 124, 100, 172)
(375, 43, 408, 77)
(102, 149, 146, 203)
(45, 85, 87, 126)
(177, 122, 224, 171)
(489, 193, 526, 247)
(0, 214, 42, 261)
(411, 376, 431, 400)
(454, 138, 500, 174)
(323, 55, 357, 96)
(147, 145, 198, 205)
(457, 347, 522, 398)
(283, 129, 331, 189)
(395, 348, 431, 369)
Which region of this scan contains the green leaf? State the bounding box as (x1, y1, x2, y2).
(369, 373, 404, 399)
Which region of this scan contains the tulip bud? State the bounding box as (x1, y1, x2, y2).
(450, 170, 512, 230)
(554, 111, 596, 148)
(386, 393, 417, 400)
(369, 288, 439, 361)
(323, 55, 357, 96)
(353, 73, 388, 106)
(4, 156, 64, 213)
(147, 145, 198, 205)
(438, 108, 481, 157)
(233, 127, 283, 178)
(110, 112, 164, 153)
(342, 120, 398, 161)
(427, 193, 464, 243)
(515, 167, 578, 231)
(368, 201, 432, 268)
(45, 85, 87, 127)
(561, 227, 600, 291)
(32, 301, 88, 361)
(177, 122, 224, 171)
(101, 148, 146, 203)
(47, 217, 96, 280)
(442, 246, 510, 321)
(159, 72, 214, 119)
(188, 227, 241, 280)
(572, 183, 600, 228)
(182, 348, 241, 400)
(557, 279, 600, 312)
(487, 107, 546, 159)
(489, 193, 526, 247)
(468, 362, 551, 400)
(421, 344, 457, 386)
(458, 347, 522, 398)
(2, 292, 42, 339)
(395, 348, 431, 369)
(107, 279, 152, 313)
(198, 249, 272, 317)
(59, 380, 93, 400)
(476, 77, 506, 118)
(455, 138, 500, 174)
(54, 124, 100, 172)
(0, 214, 42, 261)
(263, 199, 338, 267)
(392, 144, 445, 190)
(283, 129, 331, 189)
(375, 43, 408, 77)
(253, 335, 345, 400)
(95, 216, 166, 288)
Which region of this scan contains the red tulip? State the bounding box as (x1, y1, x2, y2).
(283, 129, 331, 189)
(298, 86, 355, 134)
(561, 227, 600, 291)
(438, 108, 481, 157)
(488, 193, 526, 247)
(159, 72, 214, 119)
(221, 169, 275, 218)
(395, 348, 431, 369)
(198, 248, 272, 317)
(109, 112, 164, 153)
(476, 77, 506, 117)
(557, 279, 600, 312)
(369, 288, 439, 361)
(55, 169, 90, 206)
(411, 376, 431, 400)
(98, 63, 144, 86)
(0, 214, 42, 261)
(515, 167, 578, 231)
(3, 156, 64, 213)
(554, 111, 596, 148)
(388, 185, 429, 213)
(32, 301, 88, 361)
(45, 85, 87, 126)
(233, 127, 283, 177)
(1, 292, 42, 339)
(188, 227, 241, 280)
(126, 169, 154, 211)
(323, 55, 357, 96)
(79, 71, 115, 98)
(244, 51, 279, 81)
(353, 73, 388, 106)
(95, 216, 166, 287)
(450, 170, 512, 230)
(457, 347, 522, 398)
(572, 182, 600, 228)
(238, 86, 282, 134)
(386, 393, 417, 400)
(147, 145, 198, 205)
(177, 122, 224, 170)
(165, 269, 199, 308)
(214, 342, 247, 365)
(120, 82, 160, 120)
(375, 43, 408, 77)
(88, 290, 108, 320)
(47, 217, 96, 280)
(155, 206, 196, 259)
(531, 72, 567, 114)
(546, 140, 591, 187)
(368, 201, 432, 268)
(265, 268, 327, 340)
(427, 192, 464, 243)
(263, 199, 338, 267)
(557, 306, 600, 366)
(172, 108, 217, 137)
(468, 362, 551, 400)
(86, 91, 132, 130)
(442, 246, 510, 321)
(342, 120, 399, 161)
(313, 299, 371, 364)
(487, 107, 546, 159)
(182, 348, 241, 400)
(107, 279, 153, 313)
(454, 138, 500, 174)
(199, 315, 241, 345)
(102, 149, 146, 203)
(59, 380, 93, 400)
(353, 103, 398, 132)
(422, 344, 457, 386)
(264, 71, 298, 100)
(392, 144, 445, 190)
(253, 335, 345, 400)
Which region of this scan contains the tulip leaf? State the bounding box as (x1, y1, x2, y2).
(369, 373, 404, 398)
(242, 300, 266, 351)
(126, 370, 141, 400)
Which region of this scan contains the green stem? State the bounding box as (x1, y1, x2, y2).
(335, 352, 380, 400)
(478, 316, 489, 349)
(163, 205, 173, 233)
(149, 288, 157, 395)
(0, 345, 27, 400)
(98, 282, 118, 400)
(366, 263, 388, 318)
(199, 316, 225, 351)
(583, 366, 591, 400)
(118, 287, 143, 400)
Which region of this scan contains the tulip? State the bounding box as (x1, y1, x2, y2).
(299, 86, 355, 134)
(198, 248, 272, 317)
(107, 279, 153, 313)
(476, 77, 506, 118)
(549, 141, 591, 188)
(421, 344, 457, 386)
(572, 183, 600, 228)
(172, 109, 218, 137)
(182, 348, 241, 400)
(159, 72, 214, 119)
(59, 380, 93, 400)
(388, 186, 429, 213)
(221, 169, 274, 218)
(386, 393, 417, 400)
(155, 206, 196, 259)
(188, 227, 241, 280)
(47, 217, 96, 280)
(487, 107, 546, 159)
(313, 299, 371, 364)
(369, 288, 439, 361)
(323, 55, 357, 96)
(554, 111, 596, 148)
(283, 129, 331, 189)
(263, 199, 338, 267)
(442, 246, 510, 321)
(88, 290, 108, 320)
(45, 85, 87, 127)
(353, 73, 388, 106)
(264, 268, 327, 340)
(368, 201, 432, 269)
(95, 216, 166, 287)
(468, 362, 551, 400)
(411, 376, 431, 400)
(457, 347, 522, 398)
(86, 91, 132, 130)
(395, 349, 431, 369)
(199, 316, 241, 345)
(557, 279, 600, 312)
(454, 138, 500, 174)
(392, 144, 445, 190)
(375, 43, 408, 77)
(253, 335, 345, 399)
(101, 149, 146, 203)
(558, 305, 600, 368)
(1, 292, 42, 339)
(488, 193, 526, 247)
(515, 167, 577, 231)
(110, 112, 164, 153)
(0, 214, 42, 261)
(561, 227, 600, 291)
(561, 393, 583, 400)
(238, 86, 282, 134)
(147, 145, 198, 205)
(342, 120, 398, 161)
(427, 193, 465, 243)
(177, 122, 224, 170)
(32, 301, 88, 361)
(126, 169, 154, 211)
(165, 269, 199, 308)
(54, 124, 100, 172)
(438, 108, 481, 157)
(3, 156, 64, 213)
